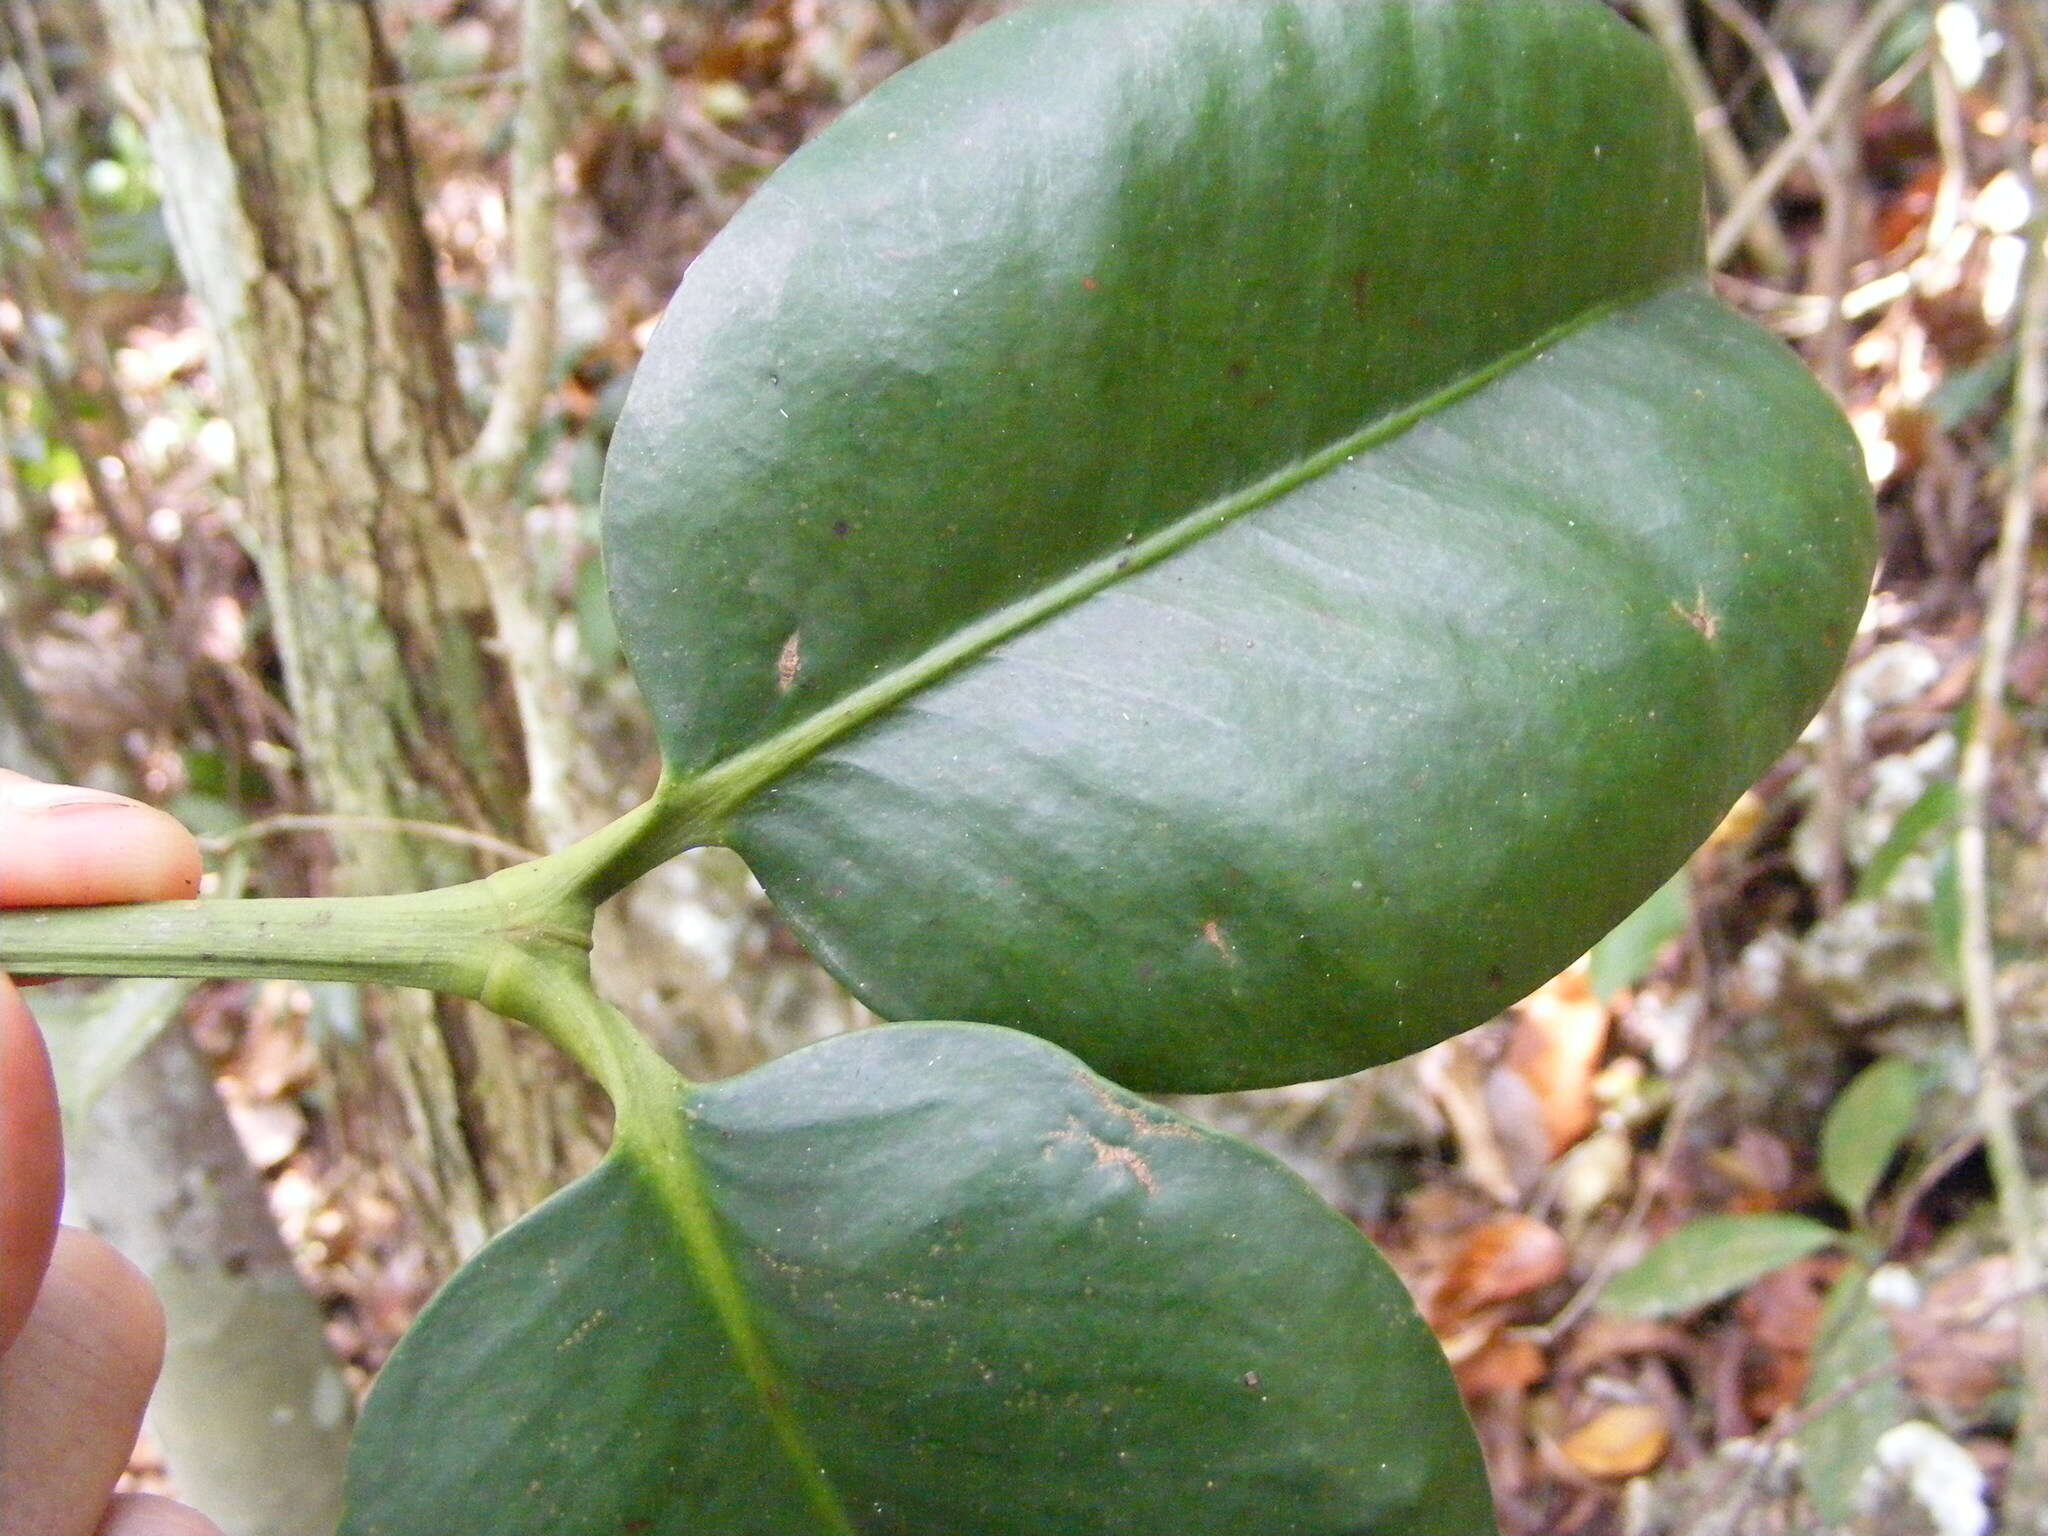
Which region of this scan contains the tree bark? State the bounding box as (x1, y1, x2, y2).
(100, 0, 585, 1260)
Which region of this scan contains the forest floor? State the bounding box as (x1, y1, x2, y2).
(5, 3, 2045, 1534)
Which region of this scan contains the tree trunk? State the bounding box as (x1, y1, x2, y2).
(100, 0, 585, 1260)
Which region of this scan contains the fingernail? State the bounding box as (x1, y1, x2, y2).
(0, 780, 136, 813)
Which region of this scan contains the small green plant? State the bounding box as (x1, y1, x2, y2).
(1602, 1057, 1933, 1521)
(1, 1, 1876, 1531)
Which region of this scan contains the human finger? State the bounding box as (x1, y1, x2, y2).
(0, 976, 61, 1356)
(94, 1495, 227, 1536)
(0, 1229, 166, 1536)
(0, 773, 203, 910)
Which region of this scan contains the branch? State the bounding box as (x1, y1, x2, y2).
(1954, 76, 2048, 1516)
(450, 0, 602, 850)
(460, 0, 570, 507)
(1707, 0, 1915, 269)
(199, 812, 540, 868)
(877, 0, 931, 60)
(1696, 0, 1812, 137)
(1631, 0, 1792, 277)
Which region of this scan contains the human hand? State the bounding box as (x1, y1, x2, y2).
(0, 772, 222, 1536)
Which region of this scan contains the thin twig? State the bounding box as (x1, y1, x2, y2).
(1953, 45, 2048, 1514)
(1698, 0, 1812, 138)
(575, 0, 665, 117)
(1700, 1271, 2048, 1532)
(1883, 1064, 2048, 1251)
(1763, 1276, 2048, 1448)
(1708, 0, 1916, 269)
(576, 0, 743, 216)
(1809, 97, 1865, 915)
(462, 0, 568, 505)
(198, 814, 539, 868)
(877, 0, 931, 60)
(1632, 0, 1792, 276)
(1526, 1053, 1713, 1345)
(1926, 29, 1970, 259)
(453, 0, 595, 850)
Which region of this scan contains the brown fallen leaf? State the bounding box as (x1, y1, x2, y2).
(1556, 1314, 1691, 1380)
(1430, 1213, 1570, 1331)
(1736, 1256, 1836, 1420)
(1559, 1401, 1672, 1480)
(1888, 1255, 2021, 1413)
(1457, 1334, 1548, 1399)
(1505, 970, 1611, 1158)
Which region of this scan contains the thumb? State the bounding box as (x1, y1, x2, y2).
(0, 774, 203, 909)
(0, 976, 62, 1356)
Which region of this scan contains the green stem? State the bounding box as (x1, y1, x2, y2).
(0, 887, 506, 996)
(470, 930, 682, 1094)
(0, 788, 715, 1001)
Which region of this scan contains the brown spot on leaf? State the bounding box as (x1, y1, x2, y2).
(1349, 266, 1373, 317)
(776, 631, 802, 692)
(1075, 1073, 1203, 1142)
(1046, 1116, 1160, 1195)
(1202, 919, 1235, 960)
(1082, 276, 1101, 292)
(1672, 590, 1721, 641)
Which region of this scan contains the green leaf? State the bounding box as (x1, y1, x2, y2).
(1854, 778, 1958, 903)
(1928, 843, 1964, 982)
(1602, 1214, 1841, 1318)
(603, 0, 1876, 1093)
(1588, 870, 1691, 1001)
(1799, 1263, 1908, 1527)
(32, 977, 200, 1133)
(1927, 342, 2014, 430)
(341, 1025, 1494, 1536)
(1820, 1059, 1926, 1219)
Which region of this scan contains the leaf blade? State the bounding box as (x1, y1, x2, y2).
(341, 1026, 1495, 1535)
(608, 0, 1875, 1091)
(611, 0, 1706, 774)
(1854, 778, 1958, 904)
(1820, 1058, 1926, 1219)
(726, 287, 1871, 1089)
(1602, 1214, 1842, 1319)
(1799, 1264, 1909, 1526)
(1589, 871, 1692, 1002)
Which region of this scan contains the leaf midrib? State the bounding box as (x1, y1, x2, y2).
(669, 278, 1691, 834)
(620, 1098, 861, 1535)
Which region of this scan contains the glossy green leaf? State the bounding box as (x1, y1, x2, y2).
(598, 3, 1875, 1105)
(1800, 1263, 1908, 1527)
(1601, 1214, 1841, 1319)
(1588, 871, 1691, 1002)
(341, 1025, 1493, 1536)
(604, 0, 1875, 1092)
(1820, 1058, 1926, 1219)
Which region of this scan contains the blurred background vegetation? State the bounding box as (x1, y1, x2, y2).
(1, 1, 2045, 1533)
